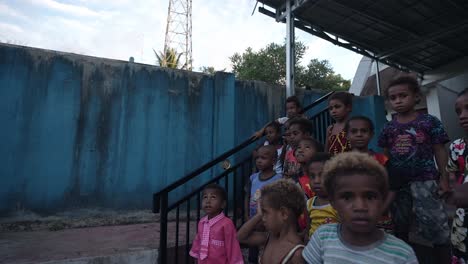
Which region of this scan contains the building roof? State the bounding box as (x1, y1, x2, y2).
(257, 0, 468, 74)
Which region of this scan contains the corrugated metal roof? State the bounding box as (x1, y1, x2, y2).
(257, 0, 468, 74)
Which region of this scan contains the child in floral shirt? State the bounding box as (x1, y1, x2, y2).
(446, 88, 468, 263)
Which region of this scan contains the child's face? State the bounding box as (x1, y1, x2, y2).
(283, 130, 291, 145)
(308, 161, 326, 197)
(387, 84, 419, 114)
(265, 126, 280, 144)
(295, 140, 317, 164)
(286, 102, 300, 118)
(328, 99, 351, 121)
(256, 148, 275, 171)
(331, 173, 384, 236)
(288, 124, 307, 148)
(202, 189, 225, 219)
(455, 93, 468, 133)
(347, 119, 373, 150)
(260, 196, 284, 233)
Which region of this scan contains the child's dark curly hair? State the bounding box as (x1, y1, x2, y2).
(261, 179, 306, 219)
(458, 87, 468, 98)
(203, 183, 226, 201)
(258, 145, 278, 160)
(322, 152, 388, 199)
(298, 137, 324, 152)
(344, 116, 374, 133)
(286, 95, 302, 109)
(288, 118, 314, 136)
(385, 76, 421, 98)
(265, 121, 282, 134)
(329, 91, 353, 107)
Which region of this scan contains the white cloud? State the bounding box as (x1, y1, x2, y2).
(28, 0, 113, 17)
(1, 0, 362, 79)
(0, 2, 29, 21)
(0, 22, 24, 34)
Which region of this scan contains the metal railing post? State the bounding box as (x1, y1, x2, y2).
(286, 0, 295, 97)
(159, 192, 168, 264)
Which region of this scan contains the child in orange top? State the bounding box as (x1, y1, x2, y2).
(295, 137, 324, 232)
(345, 116, 393, 233)
(325, 92, 353, 155)
(283, 118, 314, 181)
(296, 138, 324, 199)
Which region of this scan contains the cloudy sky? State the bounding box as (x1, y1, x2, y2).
(0, 0, 362, 80)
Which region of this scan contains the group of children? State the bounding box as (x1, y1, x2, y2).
(189, 75, 468, 264)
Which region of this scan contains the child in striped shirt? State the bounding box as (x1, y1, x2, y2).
(302, 152, 417, 264)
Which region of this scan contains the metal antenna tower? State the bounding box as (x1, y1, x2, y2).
(164, 0, 193, 70)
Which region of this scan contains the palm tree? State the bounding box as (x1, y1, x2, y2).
(153, 47, 182, 69)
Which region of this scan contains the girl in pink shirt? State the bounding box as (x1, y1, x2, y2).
(190, 184, 244, 264)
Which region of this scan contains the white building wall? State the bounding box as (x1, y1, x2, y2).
(423, 72, 468, 141)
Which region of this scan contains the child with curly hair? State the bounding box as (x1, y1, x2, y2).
(303, 152, 417, 263)
(283, 118, 314, 181)
(378, 76, 451, 263)
(238, 179, 306, 264)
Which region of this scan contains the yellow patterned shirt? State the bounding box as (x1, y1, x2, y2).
(307, 196, 339, 237)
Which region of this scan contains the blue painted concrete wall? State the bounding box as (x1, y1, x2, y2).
(0, 44, 385, 214)
(0, 44, 327, 214)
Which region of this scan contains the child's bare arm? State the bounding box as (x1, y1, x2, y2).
(455, 186, 468, 207)
(244, 193, 249, 222)
(253, 121, 275, 140)
(324, 125, 332, 152)
(433, 143, 450, 194)
(237, 214, 267, 247)
(447, 183, 468, 207)
(290, 249, 305, 264)
(302, 207, 311, 243)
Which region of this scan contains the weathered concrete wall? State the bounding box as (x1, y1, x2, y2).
(0, 44, 325, 214)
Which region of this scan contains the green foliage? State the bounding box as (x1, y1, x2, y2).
(230, 42, 350, 91)
(199, 66, 226, 75)
(153, 47, 182, 69)
(199, 66, 216, 74)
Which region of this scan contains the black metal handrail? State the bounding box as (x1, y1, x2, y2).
(153, 91, 334, 264)
(310, 107, 333, 144)
(300, 91, 334, 114)
(152, 136, 258, 214)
